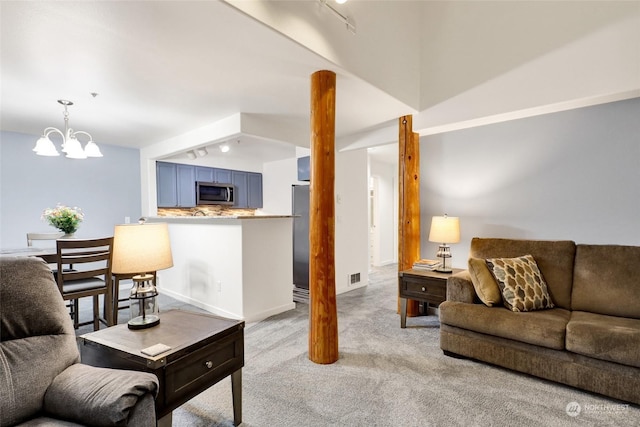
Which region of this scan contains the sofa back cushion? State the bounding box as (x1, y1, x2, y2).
(470, 238, 576, 310)
(572, 244, 640, 319)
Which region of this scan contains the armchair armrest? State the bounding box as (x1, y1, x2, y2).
(44, 363, 158, 427)
(446, 270, 476, 304)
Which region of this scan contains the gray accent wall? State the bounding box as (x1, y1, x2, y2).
(420, 97, 640, 269)
(0, 131, 141, 248)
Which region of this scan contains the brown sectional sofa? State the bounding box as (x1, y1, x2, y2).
(439, 238, 640, 405)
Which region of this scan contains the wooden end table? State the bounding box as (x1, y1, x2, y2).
(80, 309, 244, 426)
(398, 268, 463, 328)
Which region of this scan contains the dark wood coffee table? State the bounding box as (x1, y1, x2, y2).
(80, 309, 244, 426)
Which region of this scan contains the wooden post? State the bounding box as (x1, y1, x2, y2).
(398, 116, 421, 317)
(309, 70, 338, 364)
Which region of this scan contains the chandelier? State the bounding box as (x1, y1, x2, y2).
(33, 100, 103, 159)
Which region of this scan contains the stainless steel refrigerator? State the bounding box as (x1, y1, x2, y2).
(292, 185, 310, 301)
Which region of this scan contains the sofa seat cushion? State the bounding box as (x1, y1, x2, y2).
(439, 301, 570, 350)
(566, 311, 640, 368)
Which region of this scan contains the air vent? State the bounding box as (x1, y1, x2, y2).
(349, 273, 361, 285)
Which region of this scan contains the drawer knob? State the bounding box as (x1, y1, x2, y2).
(421, 287, 426, 292)
(205, 361, 213, 369)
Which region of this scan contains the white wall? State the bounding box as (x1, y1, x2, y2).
(335, 149, 369, 293)
(261, 157, 307, 215)
(158, 221, 244, 318)
(262, 149, 370, 294)
(225, 0, 424, 109)
(368, 157, 397, 267)
(420, 97, 640, 269)
(156, 219, 295, 323)
(0, 131, 141, 248)
(161, 155, 264, 174)
(417, 1, 640, 133)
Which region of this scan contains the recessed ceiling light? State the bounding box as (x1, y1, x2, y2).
(219, 144, 230, 153)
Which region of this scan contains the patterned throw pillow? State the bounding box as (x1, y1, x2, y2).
(485, 255, 554, 312)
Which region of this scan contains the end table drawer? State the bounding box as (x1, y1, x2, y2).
(403, 278, 446, 301)
(165, 330, 243, 406)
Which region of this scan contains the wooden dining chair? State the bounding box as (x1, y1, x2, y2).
(27, 232, 72, 272)
(55, 237, 114, 331)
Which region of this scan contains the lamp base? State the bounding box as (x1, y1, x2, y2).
(128, 315, 160, 330)
(435, 243, 453, 273)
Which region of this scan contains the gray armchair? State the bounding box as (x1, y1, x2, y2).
(0, 257, 158, 426)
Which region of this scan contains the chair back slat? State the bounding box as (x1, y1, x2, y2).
(59, 251, 111, 265)
(62, 270, 108, 282)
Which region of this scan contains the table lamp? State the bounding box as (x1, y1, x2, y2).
(428, 215, 460, 273)
(112, 223, 173, 329)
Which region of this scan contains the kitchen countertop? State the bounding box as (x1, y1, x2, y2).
(145, 215, 293, 223)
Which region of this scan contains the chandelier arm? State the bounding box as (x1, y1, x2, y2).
(43, 127, 65, 139)
(72, 130, 94, 142)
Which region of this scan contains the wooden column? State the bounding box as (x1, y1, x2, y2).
(398, 115, 421, 317)
(308, 70, 338, 364)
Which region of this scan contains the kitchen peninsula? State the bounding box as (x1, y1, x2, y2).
(146, 215, 295, 323)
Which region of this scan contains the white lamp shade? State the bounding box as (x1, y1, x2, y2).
(33, 136, 60, 156)
(84, 140, 103, 157)
(112, 223, 174, 274)
(63, 136, 87, 159)
(428, 216, 460, 244)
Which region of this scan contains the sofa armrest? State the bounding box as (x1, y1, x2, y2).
(44, 363, 158, 427)
(446, 270, 476, 303)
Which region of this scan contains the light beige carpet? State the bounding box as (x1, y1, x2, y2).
(172, 265, 639, 426)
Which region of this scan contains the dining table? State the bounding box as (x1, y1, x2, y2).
(0, 247, 57, 263)
(0, 246, 132, 326)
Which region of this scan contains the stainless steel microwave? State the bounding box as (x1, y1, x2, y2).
(196, 181, 235, 205)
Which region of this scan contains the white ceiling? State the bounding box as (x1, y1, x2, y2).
(3, 1, 638, 165)
(0, 1, 410, 163)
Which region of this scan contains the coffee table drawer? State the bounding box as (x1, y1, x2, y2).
(165, 329, 243, 406)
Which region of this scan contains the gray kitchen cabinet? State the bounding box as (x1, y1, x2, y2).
(157, 162, 178, 207)
(195, 167, 232, 184)
(176, 164, 196, 207)
(195, 166, 214, 182)
(214, 168, 232, 184)
(231, 171, 263, 209)
(156, 162, 195, 208)
(232, 171, 248, 208)
(157, 161, 262, 209)
(247, 172, 263, 208)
